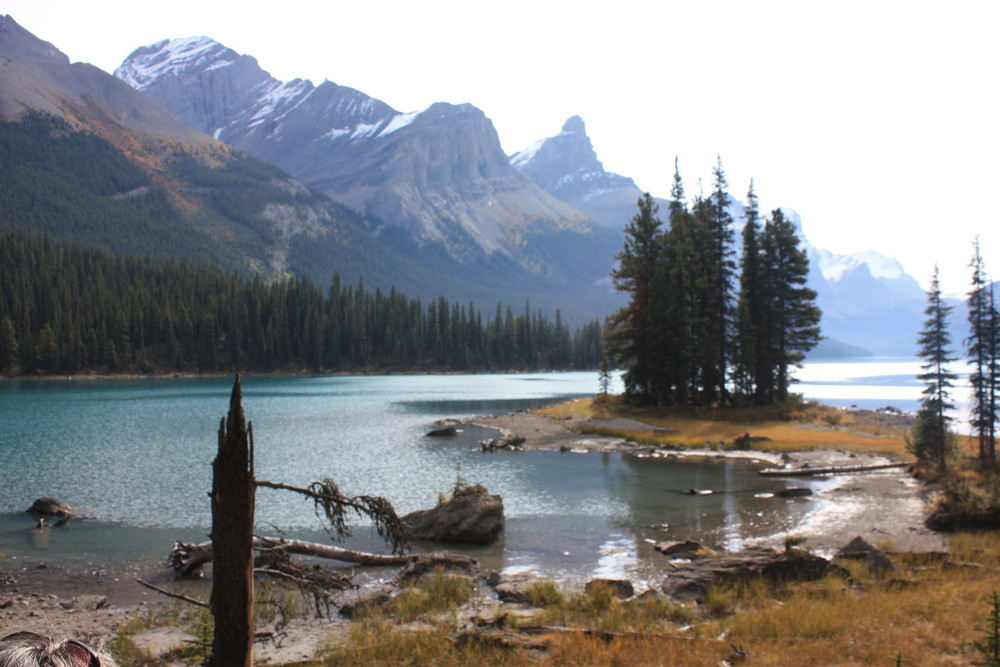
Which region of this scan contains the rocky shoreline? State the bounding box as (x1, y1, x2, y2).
(467, 409, 946, 557)
(0, 406, 947, 663)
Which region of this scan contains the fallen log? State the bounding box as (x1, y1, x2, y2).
(136, 578, 209, 608)
(170, 536, 411, 576)
(758, 462, 907, 477)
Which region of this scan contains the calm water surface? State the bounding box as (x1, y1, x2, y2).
(0, 365, 916, 582)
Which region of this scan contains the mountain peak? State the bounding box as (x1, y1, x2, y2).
(115, 37, 243, 90)
(511, 116, 643, 229)
(561, 115, 586, 135)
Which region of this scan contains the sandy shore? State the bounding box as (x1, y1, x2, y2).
(0, 407, 946, 662)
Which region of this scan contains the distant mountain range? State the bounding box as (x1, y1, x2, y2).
(115, 37, 603, 268)
(0, 15, 937, 357)
(510, 116, 929, 357)
(0, 17, 620, 324)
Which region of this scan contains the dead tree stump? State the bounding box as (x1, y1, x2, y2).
(209, 376, 256, 667)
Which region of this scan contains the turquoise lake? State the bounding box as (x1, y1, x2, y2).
(0, 363, 929, 583)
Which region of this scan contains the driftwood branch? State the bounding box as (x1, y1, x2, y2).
(758, 462, 907, 477)
(136, 578, 209, 608)
(170, 536, 412, 576)
(255, 478, 408, 555)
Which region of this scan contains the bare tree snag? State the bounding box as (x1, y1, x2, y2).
(209, 375, 255, 667)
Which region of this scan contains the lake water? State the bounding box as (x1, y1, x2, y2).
(0, 360, 939, 585)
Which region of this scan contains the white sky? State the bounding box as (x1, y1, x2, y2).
(4, 0, 998, 294)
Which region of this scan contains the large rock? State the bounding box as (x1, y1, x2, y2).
(654, 540, 707, 559)
(402, 494, 504, 544)
(487, 572, 545, 604)
(660, 547, 846, 601)
(834, 536, 897, 574)
(398, 552, 481, 584)
(26, 497, 71, 518)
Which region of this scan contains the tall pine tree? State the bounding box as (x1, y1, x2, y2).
(967, 238, 997, 467)
(732, 180, 763, 402)
(758, 209, 821, 401)
(910, 265, 956, 471)
(606, 193, 664, 403)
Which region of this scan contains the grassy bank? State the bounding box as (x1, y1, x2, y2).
(539, 396, 918, 456)
(110, 531, 1000, 665)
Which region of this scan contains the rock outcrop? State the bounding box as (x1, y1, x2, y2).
(510, 116, 664, 231)
(402, 493, 504, 544)
(659, 547, 846, 601)
(833, 535, 897, 574)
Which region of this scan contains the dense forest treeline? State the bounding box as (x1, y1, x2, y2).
(0, 230, 603, 375)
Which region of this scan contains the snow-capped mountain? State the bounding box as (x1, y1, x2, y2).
(0, 17, 621, 324)
(778, 210, 926, 356)
(510, 116, 658, 230)
(116, 38, 600, 268)
(512, 114, 926, 356)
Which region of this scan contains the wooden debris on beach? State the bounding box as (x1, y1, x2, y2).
(758, 462, 907, 477)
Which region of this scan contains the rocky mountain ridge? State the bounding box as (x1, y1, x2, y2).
(509, 116, 661, 230)
(115, 37, 597, 267)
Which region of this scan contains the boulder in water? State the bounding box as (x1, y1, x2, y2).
(402, 493, 504, 544)
(427, 425, 458, 437)
(27, 497, 71, 518)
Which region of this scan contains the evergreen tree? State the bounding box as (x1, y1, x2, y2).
(732, 180, 763, 402)
(910, 265, 956, 471)
(660, 172, 699, 406)
(758, 209, 821, 401)
(598, 353, 612, 397)
(606, 193, 664, 403)
(0, 316, 17, 373)
(693, 157, 736, 404)
(967, 238, 997, 466)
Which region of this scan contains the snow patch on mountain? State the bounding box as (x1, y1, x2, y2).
(379, 108, 426, 137)
(246, 79, 312, 129)
(116, 37, 227, 90)
(510, 140, 544, 169)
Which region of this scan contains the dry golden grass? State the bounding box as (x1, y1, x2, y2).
(316, 531, 1000, 666)
(546, 396, 916, 457)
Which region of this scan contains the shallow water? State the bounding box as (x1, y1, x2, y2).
(1, 362, 929, 582)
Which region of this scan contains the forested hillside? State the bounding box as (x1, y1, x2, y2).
(0, 230, 602, 375)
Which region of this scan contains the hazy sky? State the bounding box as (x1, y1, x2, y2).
(5, 0, 997, 293)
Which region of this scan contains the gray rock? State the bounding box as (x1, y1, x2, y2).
(654, 540, 705, 558)
(26, 497, 71, 517)
(398, 552, 481, 584)
(402, 494, 504, 544)
(660, 547, 846, 601)
(426, 425, 458, 437)
(481, 436, 525, 451)
(834, 536, 897, 574)
(489, 574, 542, 604)
(59, 595, 108, 611)
(776, 487, 813, 498)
